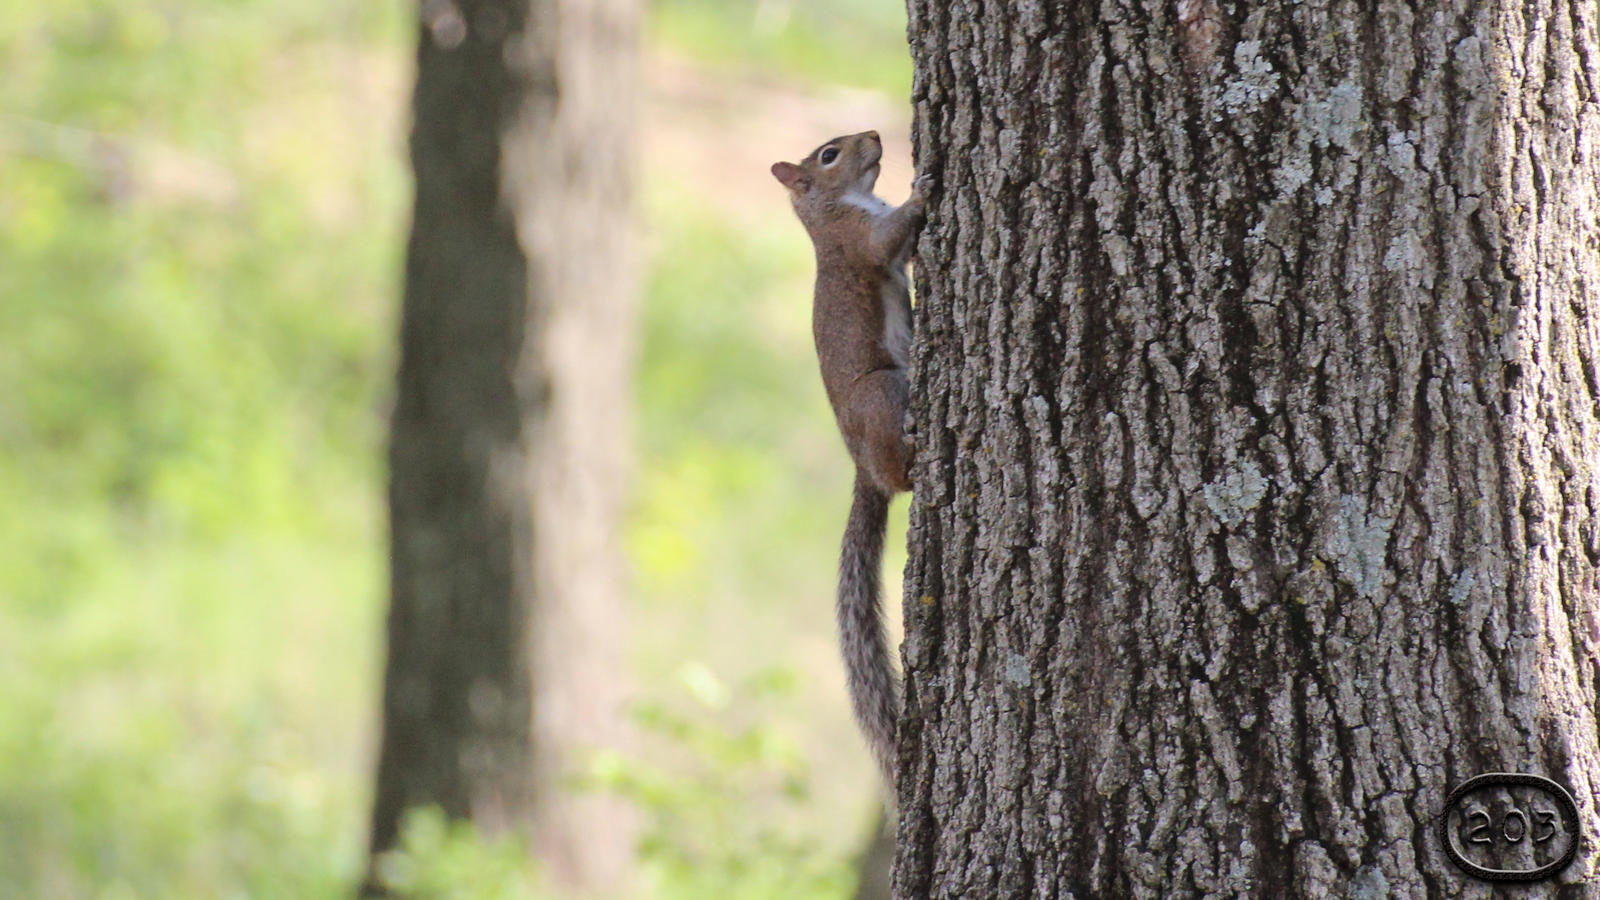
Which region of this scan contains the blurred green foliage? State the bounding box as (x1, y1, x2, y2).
(374, 810, 551, 900)
(1, 2, 401, 897)
(374, 666, 851, 900)
(652, 0, 911, 97)
(0, 0, 907, 897)
(592, 665, 853, 900)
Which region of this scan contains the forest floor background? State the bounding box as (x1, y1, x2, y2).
(0, 1, 914, 897)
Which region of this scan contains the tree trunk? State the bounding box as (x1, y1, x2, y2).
(853, 805, 894, 900)
(899, 1, 1599, 897)
(518, 0, 639, 889)
(366, 0, 636, 893)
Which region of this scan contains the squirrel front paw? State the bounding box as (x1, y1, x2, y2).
(911, 173, 936, 201)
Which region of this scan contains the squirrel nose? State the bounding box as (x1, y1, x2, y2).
(864, 130, 880, 142)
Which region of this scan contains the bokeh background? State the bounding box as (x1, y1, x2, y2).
(0, 1, 919, 897)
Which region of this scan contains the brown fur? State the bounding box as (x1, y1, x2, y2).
(772, 131, 931, 782)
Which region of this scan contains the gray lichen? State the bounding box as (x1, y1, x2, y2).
(1329, 496, 1394, 599)
(1202, 460, 1268, 528)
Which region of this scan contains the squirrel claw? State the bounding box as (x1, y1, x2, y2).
(912, 174, 936, 198)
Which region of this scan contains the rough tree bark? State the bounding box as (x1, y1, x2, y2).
(899, 0, 1598, 897)
(365, 0, 636, 893)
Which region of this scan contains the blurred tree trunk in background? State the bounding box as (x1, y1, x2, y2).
(365, 0, 637, 894)
(897, 0, 1598, 897)
(852, 806, 893, 900)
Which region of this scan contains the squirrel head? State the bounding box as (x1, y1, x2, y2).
(771, 131, 882, 220)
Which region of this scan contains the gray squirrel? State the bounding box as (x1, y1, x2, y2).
(771, 131, 932, 783)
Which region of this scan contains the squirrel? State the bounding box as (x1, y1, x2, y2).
(771, 130, 932, 783)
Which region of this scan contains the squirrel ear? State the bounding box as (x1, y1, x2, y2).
(771, 162, 809, 192)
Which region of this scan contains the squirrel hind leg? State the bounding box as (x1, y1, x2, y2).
(844, 370, 912, 494)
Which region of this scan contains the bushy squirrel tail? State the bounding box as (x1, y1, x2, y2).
(838, 470, 899, 784)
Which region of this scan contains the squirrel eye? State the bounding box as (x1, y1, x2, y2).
(820, 146, 840, 166)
